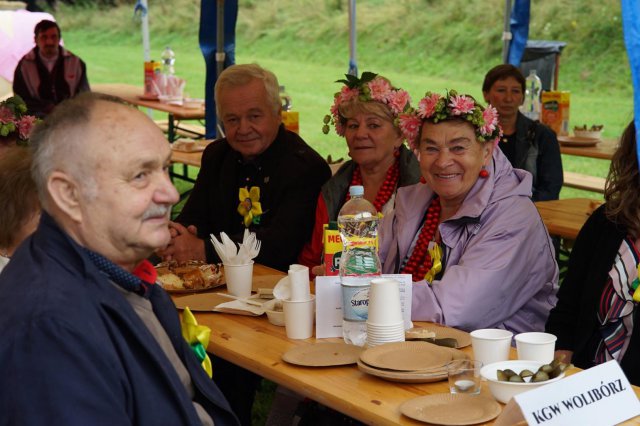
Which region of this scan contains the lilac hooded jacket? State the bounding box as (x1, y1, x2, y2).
(379, 148, 558, 334)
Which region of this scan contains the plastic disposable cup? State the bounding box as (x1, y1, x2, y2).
(447, 359, 482, 395)
(515, 332, 557, 363)
(223, 262, 254, 299)
(367, 278, 403, 325)
(470, 328, 513, 366)
(288, 264, 310, 301)
(283, 295, 315, 339)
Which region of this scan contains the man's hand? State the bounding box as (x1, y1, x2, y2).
(158, 222, 206, 262)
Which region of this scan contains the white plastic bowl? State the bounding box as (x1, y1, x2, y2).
(183, 98, 204, 109)
(480, 360, 565, 404)
(264, 299, 285, 326)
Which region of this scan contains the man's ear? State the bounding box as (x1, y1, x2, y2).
(47, 171, 83, 223)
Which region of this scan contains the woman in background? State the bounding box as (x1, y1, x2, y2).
(298, 72, 420, 277)
(0, 147, 40, 271)
(482, 64, 563, 201)
(546, 121, 640, 385)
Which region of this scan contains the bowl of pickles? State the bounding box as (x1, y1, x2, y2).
(480, 359, 569, 404)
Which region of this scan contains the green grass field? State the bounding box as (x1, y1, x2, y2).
(50, 0, 634, 202)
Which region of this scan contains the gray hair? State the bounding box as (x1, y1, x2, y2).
(30, 92, 125, 209)
(214, 63, 281, 116)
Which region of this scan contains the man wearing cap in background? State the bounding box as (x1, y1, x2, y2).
(13, 19, 90, 117)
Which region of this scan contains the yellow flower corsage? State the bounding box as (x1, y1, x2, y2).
(237, 186, 263, 227)
(181, 307, 213, 378)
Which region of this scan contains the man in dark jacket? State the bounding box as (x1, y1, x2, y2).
(160, 63, 331, 273)
(13, 20, 90, 117)
(0, 93, 238, 425)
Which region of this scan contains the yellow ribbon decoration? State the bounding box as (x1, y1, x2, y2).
(237, 186, 263, 227)
(181, 307, 213, 378)
(634, 265, 640, 303)
(424, 243, 443, 283)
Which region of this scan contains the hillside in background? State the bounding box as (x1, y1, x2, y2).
(48, 0, 631, 193)
(55, 0, 631, 95)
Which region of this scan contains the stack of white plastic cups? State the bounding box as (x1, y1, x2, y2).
(366, 278, 405, 347)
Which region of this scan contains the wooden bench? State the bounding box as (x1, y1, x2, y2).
(154, 120, 206, 139)
(563, 171, 605, 193)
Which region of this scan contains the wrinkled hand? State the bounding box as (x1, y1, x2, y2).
(311, 264, 325, 278)
(158, 222, 205, 262)
(554, 350, 573, 363)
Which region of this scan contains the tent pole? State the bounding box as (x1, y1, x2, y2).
(502, 0, 512, 64)
(348, 0, 357, 76)
(215, 0, 225, 137)
(140, 0, 151, 61)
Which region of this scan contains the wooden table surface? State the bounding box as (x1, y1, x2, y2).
(171, 148, 204, 167)
(172, 264, 638, 425)
(559, 137, 618, 160)
(535, 198, 602, 240)
(92, 83, 205, 120)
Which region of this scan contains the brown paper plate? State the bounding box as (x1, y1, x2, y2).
(406, 325, 472, 348)
(357, 347, 468, 383)
(558, 135, 601, 147)
(172, 292, 231, 310)
(400, 393, 501, 425)
(163, 281, 226, 294)
(360, 341, 453, 372)
(282, 343, 362, 367)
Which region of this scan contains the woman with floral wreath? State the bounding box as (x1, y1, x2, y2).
(546, 121, 640, 385)
(298, 72, 421, 277)
(379, 90, 558, 334)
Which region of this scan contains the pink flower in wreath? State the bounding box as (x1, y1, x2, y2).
(449, 95, 475, 115)
(17, 115, 37, 140)
(0, 106, 13, 124)
(367, 77, 392, 102)
(398, 113, 422, 148)
(387, 90, 411, 115)
(338, 86, 359, 104)
(417, 93, 441, 118)
(480, 105, 499, 136)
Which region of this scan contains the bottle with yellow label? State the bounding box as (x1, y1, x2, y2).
(280, 85, 299, 134)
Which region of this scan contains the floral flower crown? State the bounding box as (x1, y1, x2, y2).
(397, 89, 502, 149)
(0, 95, 38, 146)
(322, 71, 412, 138)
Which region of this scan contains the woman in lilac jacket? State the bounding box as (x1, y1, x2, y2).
(383, 90, 558, 334)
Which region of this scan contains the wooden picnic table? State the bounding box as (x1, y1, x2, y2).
(558, 136, 618, 160)
(92, 83, 205, 141)
(535, 198, 602, 240)
(171, 263, 640, 425)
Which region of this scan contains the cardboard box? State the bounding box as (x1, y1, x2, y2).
(541, 91, 570, 135)
(282, 111, 299, 134)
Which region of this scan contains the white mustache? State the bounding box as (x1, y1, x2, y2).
(142, 204, 170, 220)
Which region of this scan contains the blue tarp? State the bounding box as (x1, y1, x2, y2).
(199, 0, 238, 139)
(507, 0, 530, 66)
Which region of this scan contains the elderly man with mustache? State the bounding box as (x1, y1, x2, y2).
(0, 93, 239, 426)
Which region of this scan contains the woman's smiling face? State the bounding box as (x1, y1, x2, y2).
(417, 120, 493, 209)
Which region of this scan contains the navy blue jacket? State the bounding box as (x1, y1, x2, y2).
(0, 213, 238, 426)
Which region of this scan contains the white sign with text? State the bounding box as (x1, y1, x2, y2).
(314, 274, 412, 339)
(514, 360, 640, 426)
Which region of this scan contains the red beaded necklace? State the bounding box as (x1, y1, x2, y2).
(348, 160, 400, 212)
(400, 197, 442, 282)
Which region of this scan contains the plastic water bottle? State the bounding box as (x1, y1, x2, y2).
(521, 69, 542, 121)
(338, 185, 381, 346)
(161, 46, 175, 76)
(279, 85, 292, 111)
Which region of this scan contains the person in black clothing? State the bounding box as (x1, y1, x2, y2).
(546, 121, 640, 385)
(13, 20, 90, 117)
(159, 63, 331, 425)
(160, 63, 331, 273)
(482, 64, 562, 201)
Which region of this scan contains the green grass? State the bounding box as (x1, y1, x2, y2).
(49, 0, 632, 201)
